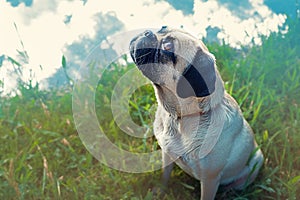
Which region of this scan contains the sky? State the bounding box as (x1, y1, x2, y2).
(0, 0, 293, 94)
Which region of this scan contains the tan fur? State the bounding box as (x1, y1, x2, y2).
(130, 27, 264, 200)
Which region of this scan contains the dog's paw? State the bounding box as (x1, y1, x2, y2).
(151, 186, 168, 199)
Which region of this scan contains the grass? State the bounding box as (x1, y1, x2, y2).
(0, 19, 299, 199)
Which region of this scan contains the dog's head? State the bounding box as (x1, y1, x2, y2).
(130, 26, 224, 115)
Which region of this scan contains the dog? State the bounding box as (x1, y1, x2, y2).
(129, 26, 264, 200)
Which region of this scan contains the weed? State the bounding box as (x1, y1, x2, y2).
(0, 19, 299, 200)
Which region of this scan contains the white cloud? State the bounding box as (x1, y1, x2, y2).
(192, 0, 286, 47)
(0, 0, 287, 94)
(18, 0, 59, 25)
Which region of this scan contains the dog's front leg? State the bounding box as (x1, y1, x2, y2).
(152, 152, 174, 196)
(161, 151, 174, 187)
(200, 176, 220, 200)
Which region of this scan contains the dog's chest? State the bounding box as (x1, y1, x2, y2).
(154, 113, 208, 178)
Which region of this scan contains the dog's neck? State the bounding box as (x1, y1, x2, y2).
(154, 85, 209, 118)
(154, 74, 225, 119)
(176, 109, 206, 119)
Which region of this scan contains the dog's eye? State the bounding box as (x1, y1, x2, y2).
(162, 40, 174, 52)
(160, 39, 176, 64)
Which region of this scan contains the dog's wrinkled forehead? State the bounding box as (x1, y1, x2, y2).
(156, 26, 208, 63)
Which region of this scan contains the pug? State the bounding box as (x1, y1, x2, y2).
(129, 26, 264, 200)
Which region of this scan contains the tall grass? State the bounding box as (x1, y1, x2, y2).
(0, 19, 299, 199)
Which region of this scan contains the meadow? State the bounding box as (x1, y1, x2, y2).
(0, 19, 299, 199)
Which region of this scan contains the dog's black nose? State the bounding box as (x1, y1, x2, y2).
(144, 30, 154, 39)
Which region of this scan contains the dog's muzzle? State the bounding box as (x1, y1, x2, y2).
(130, 30, 158, 66)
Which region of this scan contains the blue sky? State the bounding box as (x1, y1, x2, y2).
(0, 0, 295, 94)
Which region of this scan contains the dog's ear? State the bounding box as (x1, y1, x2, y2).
(176, 49, 216, 98)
